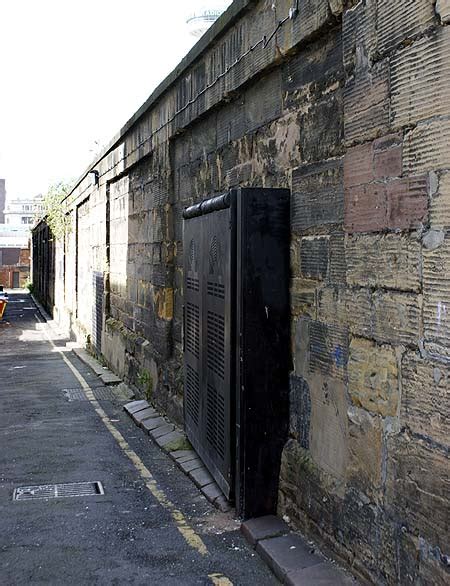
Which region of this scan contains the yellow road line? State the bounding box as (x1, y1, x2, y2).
(208, 573, 234, 585)
(35, 316, 208, 556)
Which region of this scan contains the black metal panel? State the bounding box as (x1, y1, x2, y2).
(92, 271, 104, 354)
(202, 207, 233, 497)
(183, 187, 290, 516)
(235, 187, 291, 519)
(183, 203, 233, 498)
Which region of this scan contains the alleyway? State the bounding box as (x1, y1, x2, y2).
(0, 292, 277, 585)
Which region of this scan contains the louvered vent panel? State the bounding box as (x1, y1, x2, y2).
(186, 303, 200, 358)
(187, 276, 199, 292)
(206, 383, 225, 459)
(185, 365, 200, 425)
(207, 311, 225, 378)
(207, 281, 225, 299)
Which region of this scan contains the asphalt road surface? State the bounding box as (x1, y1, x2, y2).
(0, 291, 277, 585)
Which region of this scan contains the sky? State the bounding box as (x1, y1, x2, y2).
(0, 0, 232, 200)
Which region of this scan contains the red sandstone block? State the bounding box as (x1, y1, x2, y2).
(387, 176, 428, 230)
(345, 183, 387, 233)
(374, 145, 402, 180)
(344, 142, 374, 188)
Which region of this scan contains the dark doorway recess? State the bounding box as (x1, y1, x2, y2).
(183, 187, 291, 519)
(12, 271, 20, 288)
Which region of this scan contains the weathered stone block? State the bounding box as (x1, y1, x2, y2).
(319, 288, 420, 345)
(290, 0, 331, 48)
(251, 112, 301, 176)
(403, 118, 450, 174)
(342, 0, 377, 71)
(348, 337, 399, 417)
(430, 171, 450, 229)
(329, 232, 346, 284)
(391, 27, 450, 128)
(423, 238, 450, 358)
(386, 434, 449, 552)
(245, 70, 282, 132)
(300, 91, 344, 163)
(291, 159, 344, 232)
(436, 0, 450, 23)
(289, 374, 311, 449)
(291, 278, 316, 318)
(293, 316, 311, 377)
(346, 233, 421, 292)
(387, 176, 428, 230)
(372, 290, 421, 346)
(401, 352, 449, 446)
(282, 28, 343, 108)
(347, 407, 383, 498)
(300, 236, 330, 280)
(309, 320, 349, 380)
(216, 99, 246, 148)
(278, 439, 342, 557)
(308, 373, 349, 481)
(344, 60, 389, 143)
(317, 285, 372, 338)
(377, 0, 436, 55)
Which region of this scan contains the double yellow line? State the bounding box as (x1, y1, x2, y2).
(34, 312, 234, 585)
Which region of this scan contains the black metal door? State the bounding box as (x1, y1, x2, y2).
(183, 200, 233, 498)
(12, 272, 19, 288)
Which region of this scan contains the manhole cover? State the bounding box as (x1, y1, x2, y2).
(63, 387, 126, 402)
(13, 481, 104, 501)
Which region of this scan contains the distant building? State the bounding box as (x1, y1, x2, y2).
(0, 225, 30, 249)
(0, 247, 30, 289)
(0, 179, 5, 223)
(0, 187, 38, 287)
(186, 4, 228, 37)
(4, 194, 44, 226)
(0, 225, 31, 288)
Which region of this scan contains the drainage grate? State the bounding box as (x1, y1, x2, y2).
(13, 481, 104, 501)
(63, 387, 126, 402)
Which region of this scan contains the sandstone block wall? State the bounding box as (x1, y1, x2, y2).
(33, 2, 449, 583)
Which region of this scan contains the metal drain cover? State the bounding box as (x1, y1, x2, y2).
(13, 481, 104, 501)
(63, 387, 126, 402)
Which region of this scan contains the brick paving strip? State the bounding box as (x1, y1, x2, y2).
(68, 344, 231, 513)
(72, 346, 358, 585)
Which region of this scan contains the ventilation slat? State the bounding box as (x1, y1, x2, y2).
(206, 383, 225, 459)
(186, 365, 200, 425)
(186, 303, 200, 358)
(207, 310, 225, 378)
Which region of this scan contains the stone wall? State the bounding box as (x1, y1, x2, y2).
(33, 1, 449, 583)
